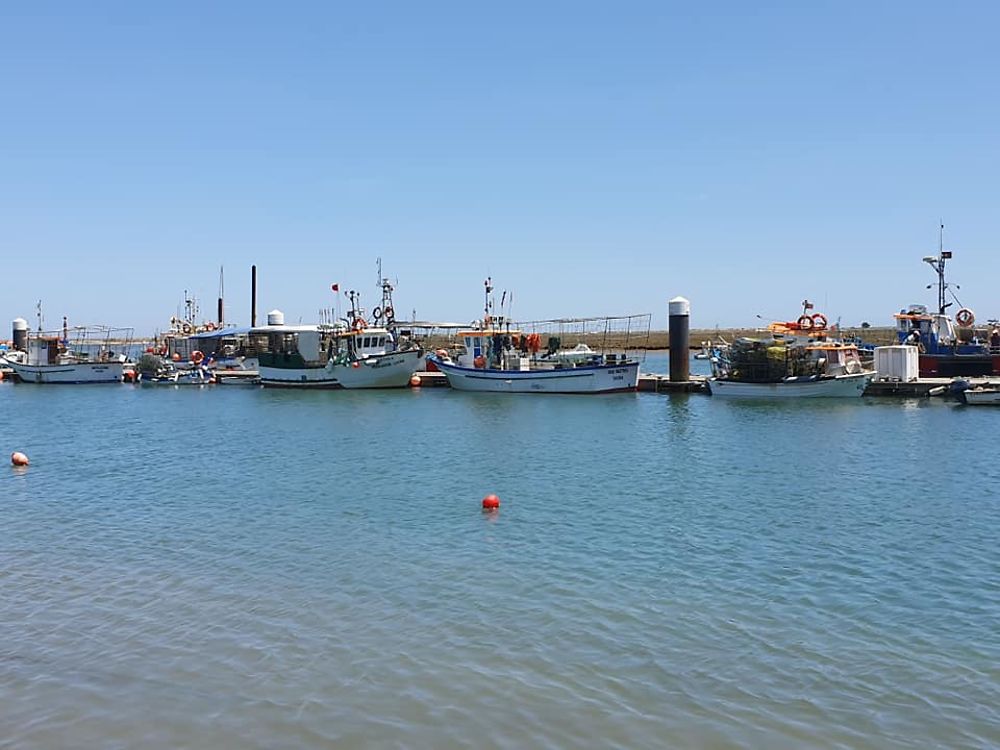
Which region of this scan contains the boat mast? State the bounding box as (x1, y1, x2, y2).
(183, 290, 199, 327)
(347, 289, 362, 327)
(375, 257, 397, 327)
(484, 277, 493, 326)
(925, 223, 952, 315)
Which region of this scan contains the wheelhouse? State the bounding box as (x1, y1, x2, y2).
(455, 329, 524, 369)
(253, 324, 396, 369)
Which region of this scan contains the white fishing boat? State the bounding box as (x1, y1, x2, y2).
(952, 382, 1000, 405)
(427, 278, 644, 394)
(255, 281, 421, 389)
(432, 353, 639, 393)
(707, 370, 871, 398)
(708, 303, 873, 399)
(0, 313, 132, 384)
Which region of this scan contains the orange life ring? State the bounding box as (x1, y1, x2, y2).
(191, 350, 205, 364)
(474, 355, 486, 368)
(811, 313, 828, 330)
(207, 322, 217, 331)
(955, 308, 975, 327)
(797, 315, 814, 330)
(354, 318, 368, 331)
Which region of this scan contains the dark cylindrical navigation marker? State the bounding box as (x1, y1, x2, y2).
(669, 296, 690, 382)
(251, 264, 258, 327)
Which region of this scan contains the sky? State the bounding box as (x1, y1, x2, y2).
(1, 1, 998, 334)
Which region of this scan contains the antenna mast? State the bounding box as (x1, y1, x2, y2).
(938, 223, 945, 315)
(484, 277, 493, 324)
(924, 222, 953, 315)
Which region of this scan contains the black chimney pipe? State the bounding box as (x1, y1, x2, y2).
(251, 264, 257, 327)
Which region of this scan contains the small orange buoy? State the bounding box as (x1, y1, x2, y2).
(409, 374, 422, 387)
(482, 494, 500, 511)
(11, 451, 29, 467)
(352, 361, 361, 369)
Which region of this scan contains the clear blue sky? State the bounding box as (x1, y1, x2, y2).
(2, 1, 998, 334)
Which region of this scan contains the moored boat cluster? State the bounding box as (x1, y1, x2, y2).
(0, 274, 649, 395)
(3, 250, 1000, 403)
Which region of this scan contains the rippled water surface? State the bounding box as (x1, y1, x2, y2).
(1, 372, 998, 749)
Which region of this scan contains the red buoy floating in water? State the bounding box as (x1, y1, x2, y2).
(482, 493, 500, 511)
(409, 374, 422, 387)
(11, 451, 29, 467)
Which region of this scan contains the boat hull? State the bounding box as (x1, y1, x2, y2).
(139, 372, 213, 386)
(918, 353, 1000, 378)
(708, 372, 871, 398)
(260, 349, 421, 389)
(4, 360, 124, 384)
(959, 388, 1000, 405)
(430, 357, 639, 394)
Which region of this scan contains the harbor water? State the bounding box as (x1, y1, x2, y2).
(1, 373, 998, 748)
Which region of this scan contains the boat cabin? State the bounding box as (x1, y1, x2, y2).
(804, 343, 864, 377)
(24, 334, 124, 366)
(892, 305, 982, 353)
(454, 328, 619, 371)
(31, 336, 68, 365)
(455, 329, 530, 370)
(254, 324, 395, 368)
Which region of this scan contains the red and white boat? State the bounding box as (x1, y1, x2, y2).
(427, 278, 643, 394)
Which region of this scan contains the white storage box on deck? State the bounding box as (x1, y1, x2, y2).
(874, 345, 919, 381)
